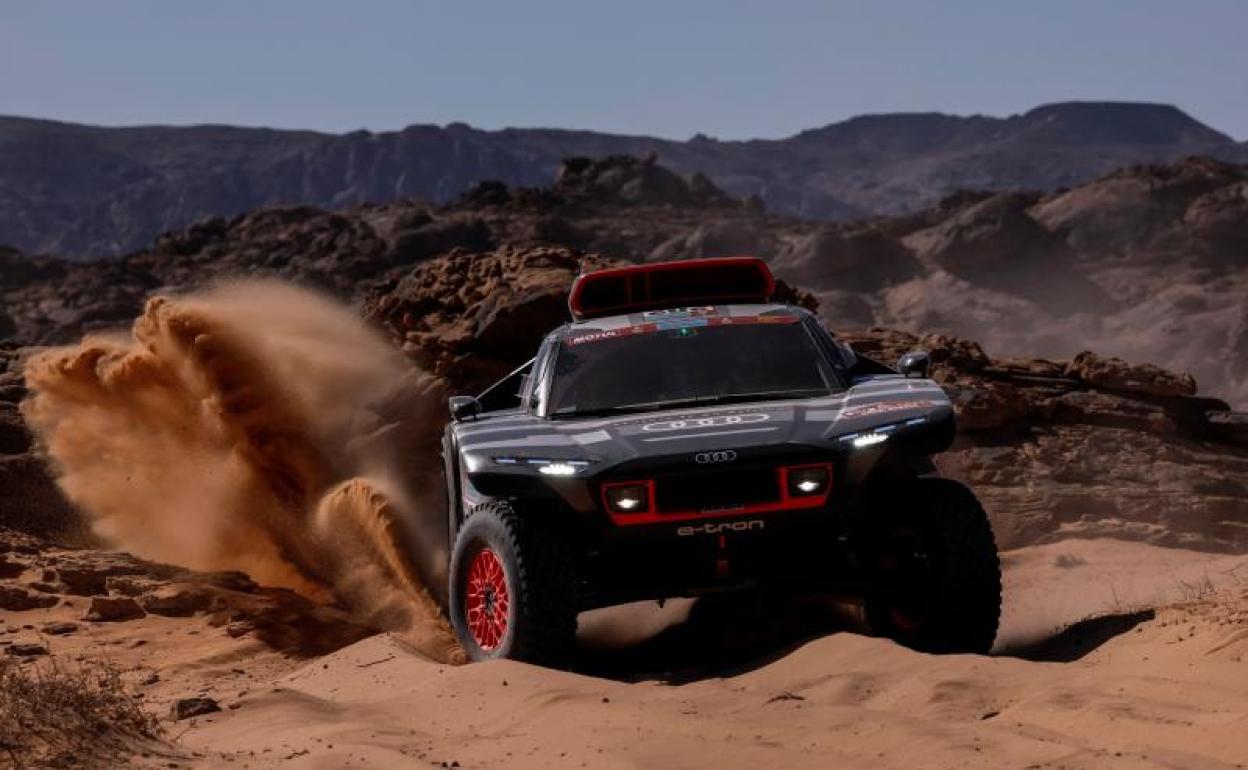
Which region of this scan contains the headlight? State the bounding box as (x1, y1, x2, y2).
(785, 464, 831, 497)
(538, 462, 579, 476)
(851, 433, 888, 448)
(492, 457, 590, 475)
(603, 481, 653, 514)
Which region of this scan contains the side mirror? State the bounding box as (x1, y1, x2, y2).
(897, 351, 930, 379)
(448, 395, 482, 422)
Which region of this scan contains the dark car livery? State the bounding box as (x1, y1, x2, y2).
(441, 258, 1001, 664)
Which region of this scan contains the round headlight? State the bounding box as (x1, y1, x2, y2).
(786, 465, 830, 497)
(604, 482, 652, 514)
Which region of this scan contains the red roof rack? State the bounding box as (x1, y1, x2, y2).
(568, 257, 775, 321)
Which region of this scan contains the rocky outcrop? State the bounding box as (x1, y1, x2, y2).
(841, 329, 1248, 552)
(0, 527, 374, 655)
(1064, 351, 1198, 398)
(83, 595, 146, 622)
(7, 152, 1248, 411)
(361, 246, 619, 391)
(0, 344, 80, 539)
(552, 155, 745, 210)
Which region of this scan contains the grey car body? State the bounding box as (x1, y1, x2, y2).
(441, 302, 955, 608)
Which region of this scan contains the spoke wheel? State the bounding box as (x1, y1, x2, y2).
(464, 547, 510, 652)
(862, 479, 1002, 654)
(448, 502, 578, 665)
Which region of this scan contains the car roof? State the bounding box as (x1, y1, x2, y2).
(550, 303, 809, 340)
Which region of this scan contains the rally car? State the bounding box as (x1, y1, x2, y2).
(441, 257, 1001, 665)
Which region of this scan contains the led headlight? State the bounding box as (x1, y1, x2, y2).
(538, 462, 578, 476)
(603, 482, 652, 514)
(494, 457, 591, 475)
(852, 433, 888, 448)
(786, 465, 830, 497)
(837, 432, 890, 449)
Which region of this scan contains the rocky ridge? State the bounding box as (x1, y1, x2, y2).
(3, 102, 1247, 257)
(4, 153, 1247, 409)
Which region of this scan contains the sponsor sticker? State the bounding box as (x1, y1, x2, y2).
(642, 307, 718, 319)
(655, 318, 709, 331)
(839, 399, 942, 419)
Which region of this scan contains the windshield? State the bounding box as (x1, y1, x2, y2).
(546, 317, 843, 418)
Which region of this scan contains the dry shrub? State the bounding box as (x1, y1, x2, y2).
(0, 655, 164, 769)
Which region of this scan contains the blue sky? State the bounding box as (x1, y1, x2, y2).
(2, 1, 1245, 139)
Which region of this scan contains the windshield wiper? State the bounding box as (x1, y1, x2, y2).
(551, 388, 829, 419)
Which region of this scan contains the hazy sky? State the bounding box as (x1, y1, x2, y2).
(2, 1, 1246, 140)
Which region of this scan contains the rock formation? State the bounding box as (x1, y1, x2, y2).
(1, 155, 1246, 557)
(5, 153, 1248, 409)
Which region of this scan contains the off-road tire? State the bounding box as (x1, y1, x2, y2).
(863, 479, 1001, 654)
(449, 501, 578, 666)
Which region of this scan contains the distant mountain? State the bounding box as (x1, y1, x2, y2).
(2, 101, 1244, 258)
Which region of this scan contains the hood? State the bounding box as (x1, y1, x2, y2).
(454, 375, 954, 475)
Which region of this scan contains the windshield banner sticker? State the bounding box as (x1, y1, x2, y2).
(642, 307, 717, 319)
(566, 315, 799, 346)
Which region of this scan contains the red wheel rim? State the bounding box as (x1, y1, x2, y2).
(465, 547, 510, 652)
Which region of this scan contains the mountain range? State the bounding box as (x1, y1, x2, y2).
(2, 101, 1245, 258)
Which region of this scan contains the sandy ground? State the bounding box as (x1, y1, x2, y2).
(5, 538, 1247, 769)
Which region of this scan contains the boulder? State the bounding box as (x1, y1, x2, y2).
(920, 334, 991, 372)
(41, 621, 78, 635)
(4, 642, 48, 657)
(0, 555, 26, 579)
(1065, 351, 1197, 397)
(52, 551, 172, 596)
(0, 586, 58, 611)
(171, 697, 221, 721)
(362, 245, 620, 391)
(943, 381, 1030, 431)
(83, 596, 146, 622)
(140, 585, 212, 617)
(388, 216, 494, 264)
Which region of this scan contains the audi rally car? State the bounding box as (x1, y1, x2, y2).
(441, 257, 1001, 664)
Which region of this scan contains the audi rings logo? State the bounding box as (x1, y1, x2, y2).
(642, 413, 770, 433)
(695, 450, 737, 464)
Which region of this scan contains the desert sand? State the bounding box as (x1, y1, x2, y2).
(8, 538, 1242, 769)
(5, 282, 1247, 769)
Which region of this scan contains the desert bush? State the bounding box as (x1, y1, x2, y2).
(0, 654, 164, 769)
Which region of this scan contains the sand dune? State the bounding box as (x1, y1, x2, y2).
(151, 539, 1248, 770)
